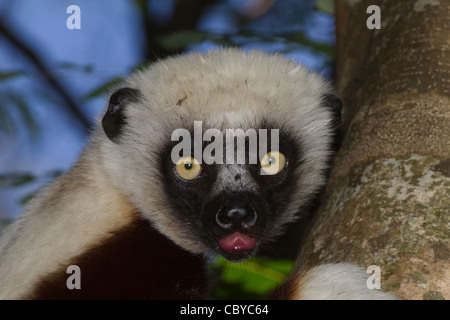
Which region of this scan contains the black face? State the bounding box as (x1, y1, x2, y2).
(160, 126, 302, 262)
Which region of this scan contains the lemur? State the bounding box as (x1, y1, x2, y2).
(0, 49, 395, 299)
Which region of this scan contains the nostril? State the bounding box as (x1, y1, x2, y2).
(242, 208, 257, 229)
(215, 207, 233, 230)
(216, 211, 233, 230)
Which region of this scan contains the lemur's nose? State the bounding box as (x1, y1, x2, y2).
(215, 204, 257, 231)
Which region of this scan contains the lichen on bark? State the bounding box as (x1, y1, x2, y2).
(298, 154, 449, 299)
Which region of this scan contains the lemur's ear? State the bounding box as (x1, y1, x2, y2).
(102, 88, 141, 143)
(322, 94, 343, 128)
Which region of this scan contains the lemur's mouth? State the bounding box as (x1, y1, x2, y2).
(201, 192, 262, 262)
(218, 232, 256, 262)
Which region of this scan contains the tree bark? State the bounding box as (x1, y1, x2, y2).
(294, 0, 449, 300)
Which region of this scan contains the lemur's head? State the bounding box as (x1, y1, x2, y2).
(99, 49, 341, 262)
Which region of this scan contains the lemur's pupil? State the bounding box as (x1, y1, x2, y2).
(185, 163, 193, 170)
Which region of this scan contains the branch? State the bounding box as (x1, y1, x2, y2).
(0, 20, 91, 134)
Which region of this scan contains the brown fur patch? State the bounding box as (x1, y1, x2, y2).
(26, 218, 208, 300)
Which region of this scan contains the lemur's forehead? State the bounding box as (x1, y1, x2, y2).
(125, 49, 328, 120)
(131, 81, 290, 127)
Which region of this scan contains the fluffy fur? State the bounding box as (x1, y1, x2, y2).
(295, 264, 397, 300)
(269, 263, 397, 300)
(0, 49, 393, 299)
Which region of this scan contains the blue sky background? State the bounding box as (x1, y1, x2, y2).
(0, 0, 335, 222)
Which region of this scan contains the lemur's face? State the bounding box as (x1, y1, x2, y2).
(100, 50, 341, 262)
(159, 127, 302, 262)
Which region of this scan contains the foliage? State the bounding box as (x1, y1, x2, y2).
(0, 90, 39, 137)
(316, 0, 335, 15)
(210, 256, 293, 299)
(0, 170, 63, 206)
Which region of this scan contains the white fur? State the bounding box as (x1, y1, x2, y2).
(295, 263, 397, 300)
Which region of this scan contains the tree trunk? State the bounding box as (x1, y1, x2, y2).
(294, 0, 449, 300)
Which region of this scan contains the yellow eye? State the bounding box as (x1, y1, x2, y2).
(260, 151, 286, 175)
(175, 157, 202, 181)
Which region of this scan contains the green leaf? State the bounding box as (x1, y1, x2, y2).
(156, 31, 208, 51)
(0, 100, 16, 134)
(0, 218, 15, 232)
(19, 192, 38, 206)
(58, 62, 94, 73)
(9, 93, 39, 137)
(0, 91, 40, 137)
(211, 256, 294, 299)
(0, 70, 26, 81)
(0, 173, 35, 188)
(83, 76, 124, 100)
(316, 0, 335, 15)
(131, 60, 152, 73)
(283, 31, 335, 57)
(132, 0, 146, 14)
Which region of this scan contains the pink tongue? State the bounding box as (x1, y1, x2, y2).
(219, 232, 255, 251)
